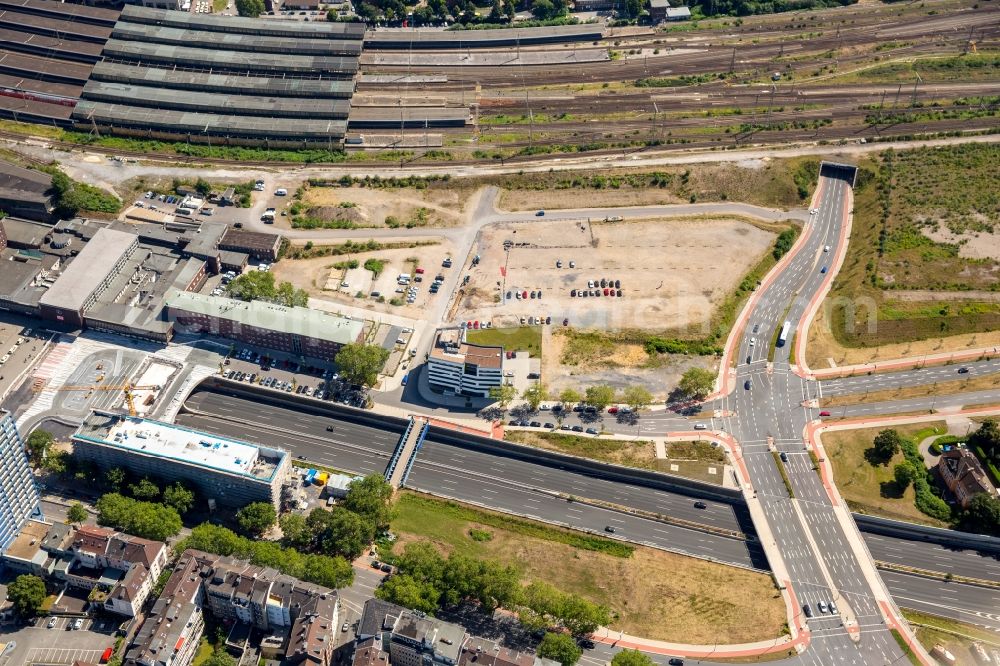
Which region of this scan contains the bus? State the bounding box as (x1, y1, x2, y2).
(777, 321, 791, 347)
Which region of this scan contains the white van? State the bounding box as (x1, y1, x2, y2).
(275, 188, 288, 196)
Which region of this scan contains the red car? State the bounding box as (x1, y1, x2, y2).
(415, 267, 425, 274)
(603, 288, 610, 296)
(522, 291, 528, 299)
(608, 406, 618, 414)
(473, 321, 480, 329)
(819, 411, 831, 417)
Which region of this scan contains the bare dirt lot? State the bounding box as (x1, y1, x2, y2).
(453, 217, 775, 332)
(293, 184, 479, 229)
(271, 240, 456, 318)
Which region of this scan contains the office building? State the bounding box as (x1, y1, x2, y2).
(0, 410, 43, 552)
(426, 329, 503, 398)
(73, 410, 290, 510)
(164, 290, 364, 361)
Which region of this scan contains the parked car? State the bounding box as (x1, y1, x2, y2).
(819, 410, 831, 416)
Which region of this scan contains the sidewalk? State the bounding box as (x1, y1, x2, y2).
(805, 345, 1000, 380)
(590, 626, 801, 659)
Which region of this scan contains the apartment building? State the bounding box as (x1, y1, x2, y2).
(426, 329, 503, 398)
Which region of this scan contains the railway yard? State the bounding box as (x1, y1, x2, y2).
(0, 0, 995, 159)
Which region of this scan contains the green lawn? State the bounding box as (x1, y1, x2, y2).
(466, 326, 542, 357)
(822, 423, 950, 527)
(389, 492, 787, 645)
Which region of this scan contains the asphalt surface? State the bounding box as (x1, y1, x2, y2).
(183, 388, 1000, 634)
(716, 165, 914, 664)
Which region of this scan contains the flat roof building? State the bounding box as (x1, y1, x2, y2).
(0, 160, 55, 223)
(164, 290, 364, 361)
(37, 227, 139, 327)
(73, 410, 290, 510)
(0, 409, 43, 552)
(427, 329, 503, 398)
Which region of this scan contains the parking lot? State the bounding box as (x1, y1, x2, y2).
(221, 346, 370, 408)
(457, 217, 775, 332)
(0, 318, 49, 402)
(0, 618, 114, 666)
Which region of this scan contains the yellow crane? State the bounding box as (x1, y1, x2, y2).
(47, 383, 161, 417)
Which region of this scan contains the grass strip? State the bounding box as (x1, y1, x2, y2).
(397, 492, 633, 558)
(771, 451, 795, 498)
(891, 629, 921, 666)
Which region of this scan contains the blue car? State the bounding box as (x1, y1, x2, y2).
(536, 210, 545, 217)
(401, 373, 409, 386)
(820, 266, 828, 274)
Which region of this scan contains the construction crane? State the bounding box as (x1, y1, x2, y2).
(47, 383, 161, 417)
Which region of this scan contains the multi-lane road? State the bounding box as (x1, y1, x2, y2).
(179, 163, 1000, 663)
(180, 387, 1000, 636)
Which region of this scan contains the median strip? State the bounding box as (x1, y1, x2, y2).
(771, 451, 795, 498)
(876, 560, 1000, 591)
(555, 492, 754, 542)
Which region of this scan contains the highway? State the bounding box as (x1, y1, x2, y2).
(181, 387, 1000, 632)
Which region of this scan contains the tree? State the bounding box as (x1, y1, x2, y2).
(67, 502, 88, 525)
(194, 178, 212, 196)
(226, 271, 308, 308)
(96, 493, 182, 541)
(489, 384, 518, 410)
(129, 478, 160, 501)
(163, 482, 196, 515)
(280, 513, 312, 549)
(970, 418, 1000, 460)
(7, 574, 46, 618)
(335, 343, 391, 389)
(559, 388, 582, 406)
(343, 474, 394, 531)
(522, 383, 548, 411)
(203, 648, 236, 666)
(872, 429, 904, 463)
(235, 0, 264, 16)
(584, 385, 616, 411)
(621, 386, 652, 412)
(236, 502, 277, 537)
(106, 467, 127, 493)
(530, 0, 556, 19)
(893, 462, 917, 490)
(678, 367, 716, 399)
(537, 633, 581, 666)
(302, 553, 355, 588)
(611, 651, 653, 666)
(25, 429, 53, 466)
(622, 0, 643, 17)
(376, 574, 440, 613)
(318, 507, 376, 560)
(966, 492, 1000, 536)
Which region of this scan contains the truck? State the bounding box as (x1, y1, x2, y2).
(261, 208, 276, 223)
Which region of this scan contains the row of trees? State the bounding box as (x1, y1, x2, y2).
(351, 0, 570, 26)
(180, 522, 355, 588)
(534, 636, 654, 666)
(95, 493, 183, 542)
(489, 383, 653, 413)
(377, 542, 611, 647)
